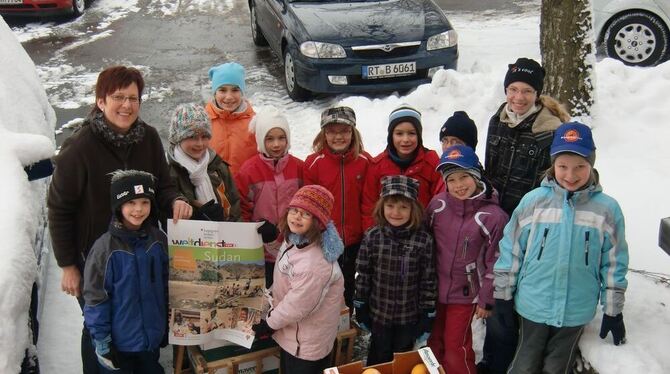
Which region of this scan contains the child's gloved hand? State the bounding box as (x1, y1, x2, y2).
(197, 200, 225, 221)
(599, 313, 626, 345)
(252, 319, 275, 339)
(353, 299, 371, 331)
(93, 335, 120, 371)
(495, 299, 517, 329)
(257, 220, 279, 243)
(416, 308, 436, 337)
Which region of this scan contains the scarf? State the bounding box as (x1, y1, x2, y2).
(87, 111, 146, 147)
(388, 147, 416, 171)
(503, 103, 540, 127)
(172, 145, 217, 205)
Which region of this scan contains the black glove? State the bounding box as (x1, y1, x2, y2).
(353, 299, 371, 331)
(495, 299, 517, 329)
(252, 319, 275, 339)
(416, 309, 436, 337)
(599, 313, 626, 345)
(196, 200, 225, 221)
(257, 220, 279, 243)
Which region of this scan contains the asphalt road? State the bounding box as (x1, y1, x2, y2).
(4, 0, 536, 144)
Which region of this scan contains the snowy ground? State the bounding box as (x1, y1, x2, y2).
(5, 0, 670, 373)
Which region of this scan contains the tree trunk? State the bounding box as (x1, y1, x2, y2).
(540, 0, 595, 117)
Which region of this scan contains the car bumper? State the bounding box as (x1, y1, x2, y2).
(0, 1, 74, 17)
(293, 46, 458, 94)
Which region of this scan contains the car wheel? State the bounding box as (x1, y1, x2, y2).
(284, 47, 311, 101)
(604, 12, 669, 67)
(250, 1, 268, 46)
(70, 0, 86, 17)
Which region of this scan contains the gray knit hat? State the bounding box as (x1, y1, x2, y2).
(168, 103, 212, 145)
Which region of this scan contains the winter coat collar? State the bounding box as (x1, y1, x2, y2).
(380, 223, 416, 239)
(443, 183, 499, 217)
(541, 175, 602, 205)
(258, 152, 291, 173)
(286, 221, 344, 263)
(498, 95, 570, 134)
(206, 99, 254, 121)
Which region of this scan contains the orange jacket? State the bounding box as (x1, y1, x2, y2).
(205, 100, 257, 175)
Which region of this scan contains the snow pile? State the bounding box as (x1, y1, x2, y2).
(0, 19, 57, 372)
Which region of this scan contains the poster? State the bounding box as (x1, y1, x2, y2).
(167, 220, 266, 349)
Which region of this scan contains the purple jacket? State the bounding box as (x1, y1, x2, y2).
(426, 188, 508, 309)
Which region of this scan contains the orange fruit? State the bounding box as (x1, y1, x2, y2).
(361, 369, 382, 374)
(411, 363, 429, 374)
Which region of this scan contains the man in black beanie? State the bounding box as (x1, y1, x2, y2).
(479, 58, 570, 374)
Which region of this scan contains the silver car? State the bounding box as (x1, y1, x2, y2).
(594, 0, 670, 66)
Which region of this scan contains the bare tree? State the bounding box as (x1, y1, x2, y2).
(540, 0, 596, 117)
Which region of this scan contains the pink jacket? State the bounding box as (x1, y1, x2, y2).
(235, 153, 304, 262)
(266, 241, 344, 361)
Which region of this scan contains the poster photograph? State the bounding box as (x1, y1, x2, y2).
(167, 220, 266, 349)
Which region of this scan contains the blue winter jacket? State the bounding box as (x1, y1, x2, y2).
(83, 220, 168, 352)
(494, 177, 628, 327)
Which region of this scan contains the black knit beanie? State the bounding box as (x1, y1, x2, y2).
(439, 111, 478, 149)
(109, 169, 156, 217)
(504, 57, 545, 93)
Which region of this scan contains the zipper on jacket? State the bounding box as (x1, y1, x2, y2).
(340, 157, 346, 245)
(584, 231, 590, 266)
(537, 227, 549, 261)
(295, 323, 301, 357)
(461, 237, 469, 259)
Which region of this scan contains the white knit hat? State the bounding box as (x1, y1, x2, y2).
(250, 106, 291, 156)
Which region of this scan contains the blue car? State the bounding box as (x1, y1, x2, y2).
(249, 0, 458, 101)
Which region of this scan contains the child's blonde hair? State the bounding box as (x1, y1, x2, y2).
(312, 126, 364, 158)
(372, 195, 424, 231)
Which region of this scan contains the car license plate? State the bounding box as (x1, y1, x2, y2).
(0, 0, 22, 4)
(362, 62, 416, 79)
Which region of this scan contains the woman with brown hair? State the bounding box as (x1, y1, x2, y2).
(48, 65, 192, 373)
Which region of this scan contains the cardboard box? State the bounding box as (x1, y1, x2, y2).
(338, 307, 351, 332)
(323, 347, 445, 374)
(211, 355, 279, 374)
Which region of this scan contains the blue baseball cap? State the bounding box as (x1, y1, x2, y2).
(437, 145, 481, 179)
(550, 122, 595, 158)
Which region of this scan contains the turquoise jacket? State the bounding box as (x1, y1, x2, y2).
(494, 177, 628, 327)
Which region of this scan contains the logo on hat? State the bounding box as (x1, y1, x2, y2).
(511, 65, 534, 75)
(561, 129, 582, 143)
(134, 185, 144, 194)
(447, 149, 463, 160)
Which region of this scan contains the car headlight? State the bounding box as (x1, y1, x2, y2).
(427, 30, 458, 51)
(300, 41, 346, 58)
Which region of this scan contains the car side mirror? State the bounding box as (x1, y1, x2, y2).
(660, 217, 670, 255)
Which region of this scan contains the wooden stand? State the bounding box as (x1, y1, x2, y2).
(174, 327, 357, 374)
(175, 344, 281, 374)
(331, 327, 357, 367)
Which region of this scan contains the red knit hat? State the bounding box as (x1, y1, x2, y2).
(288, 185, 334, 229)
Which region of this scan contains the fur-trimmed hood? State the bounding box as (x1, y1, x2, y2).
(532, 95, 571, 133)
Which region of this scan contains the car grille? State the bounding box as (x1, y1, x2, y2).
(347, 68, 429, 86)
(351, 42, 422, 59)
